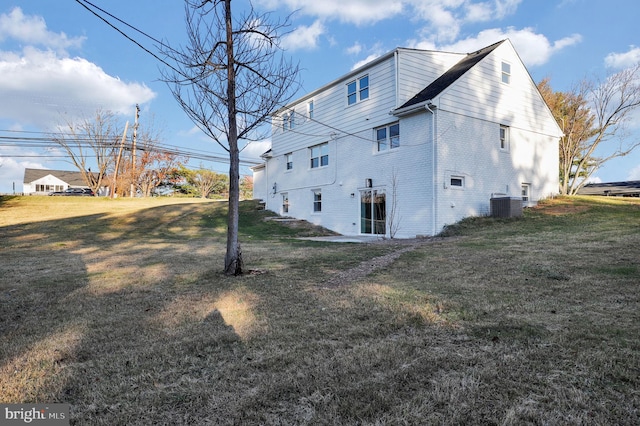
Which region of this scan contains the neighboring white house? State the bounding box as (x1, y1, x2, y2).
(23, 168, 96, 195)
(253, 40, 562, 238)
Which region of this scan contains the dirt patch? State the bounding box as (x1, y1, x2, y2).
(321, 237, 449, 288)
(532, 203, 590, 216)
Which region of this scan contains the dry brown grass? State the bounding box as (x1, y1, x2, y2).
(0, 195, 639, 425)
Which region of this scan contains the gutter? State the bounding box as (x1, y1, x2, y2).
(390, 99, 432, 117)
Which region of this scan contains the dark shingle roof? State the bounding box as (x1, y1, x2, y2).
(577, 180, 640, 196)
(399, 40, 505, 110)
(23, 168, 91, 186)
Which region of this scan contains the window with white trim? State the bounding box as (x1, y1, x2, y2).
(285, 153, 293, 170)
(500, 125, 510, 151)
(521, 184, 530, 202)
(307, 100, 314, 119)
(501, 61, 511, 84)
(282, 193, 289, 213)
(347, 75, 369, 105)
(288, 109, 295, 129)
(376, 123, 400, 151)
(310, 143, 329, 168)
(450, 176, 465, 188)
(313, 190, 322, 212)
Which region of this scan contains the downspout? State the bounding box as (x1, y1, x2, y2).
(425, 102, 437, 236)
(394, 50, 400, 109)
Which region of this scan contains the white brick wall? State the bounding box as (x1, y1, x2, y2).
(259, 42, 561, 238)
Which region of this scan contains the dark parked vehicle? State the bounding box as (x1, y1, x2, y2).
(49, 188, 95, 196)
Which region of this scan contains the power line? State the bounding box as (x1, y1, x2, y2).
(74, 0, 183, 76)
(72, 1, 410, 155)
(0, 130, 261, 166)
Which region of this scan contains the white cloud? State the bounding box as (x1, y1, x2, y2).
(0, 47, 156, 128)
(352, 53, 383, 71)
(627, 164, 640, 180)
(408, 0, 522, 43)
(411, 27, 581, 67)
(346, 42, 363, 55)
(0, 8, 156, 129)
(350, 43, 386, 70)
(0, 7, 84, 54)
(256, 0, 404, 25)
(282, 20, 325, 51)
(257, 1, 526, 48)
(605, 46, 640, 69)
(241, 139, 271, 160)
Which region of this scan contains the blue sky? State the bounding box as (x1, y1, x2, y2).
(1, 0, 639, 194)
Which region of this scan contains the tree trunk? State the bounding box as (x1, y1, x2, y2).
(223, 0, 243, 275)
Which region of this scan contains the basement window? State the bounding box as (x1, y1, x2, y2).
(450, 176, 465, 188)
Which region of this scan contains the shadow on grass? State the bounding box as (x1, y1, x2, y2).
(1, 197, 639, 424)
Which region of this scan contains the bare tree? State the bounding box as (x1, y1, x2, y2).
(539, 64, 640, 195)
(51, 109, 122, 194)
(124, 115, 181, 197)
(387, 168, 401, 239)
(161, 0, 300, 275)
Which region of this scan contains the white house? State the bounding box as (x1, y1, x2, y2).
(23, 168, 95, 195)
(253, 40, 562, 238)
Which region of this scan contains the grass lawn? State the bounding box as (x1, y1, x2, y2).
(0, 195, 638, 425)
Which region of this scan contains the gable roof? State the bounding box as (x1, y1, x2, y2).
(398, 40, 505, 110)
(23, 168, 91, 186)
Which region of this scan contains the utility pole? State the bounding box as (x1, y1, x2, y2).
(130, 104, 140, 197)
(111, 122, 129, 199)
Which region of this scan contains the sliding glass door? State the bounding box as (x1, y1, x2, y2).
(360, 189, 386, 235)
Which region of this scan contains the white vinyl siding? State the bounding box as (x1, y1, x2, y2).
(436, 42, 562, 139)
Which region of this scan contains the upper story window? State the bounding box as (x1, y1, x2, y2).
(347, 75, 369, 105)
(285, 153, 293, 170)
(288, 110, 295, 130)
(307, 100, 314, 119)
(500, 125, 510, 151)
(501, 61, 511, 84)
(376, 123, 400, 151)
(310, 143, 329, 168)
(281, 111, 295, 130)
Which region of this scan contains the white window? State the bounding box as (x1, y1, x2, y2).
(282, 193, 289, 213)
(500, 125, 509, 151)
(313, 190, 322, 212)
(347, 75, 369, 105)
(501, 61, 511, 84)
(522, 184, 530, 202)
(307, 100, 314, 119)
(376, 123, 400, 151)
(288, 110, 295, 129)
(285, 153, 293, 170)
(310, 143, 329, 168)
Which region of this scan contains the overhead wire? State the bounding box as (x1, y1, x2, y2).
(73, 0, 389, 149)
(0, 129, 261, 166)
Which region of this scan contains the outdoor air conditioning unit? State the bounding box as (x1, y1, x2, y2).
(490, 196, 523, 218)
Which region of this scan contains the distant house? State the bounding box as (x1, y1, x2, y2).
(253, 39, 562, 238)
(23, 168, 97, 195)
(578, 181, 640, 197)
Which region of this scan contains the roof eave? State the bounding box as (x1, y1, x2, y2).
(391, 99, 436, 117)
